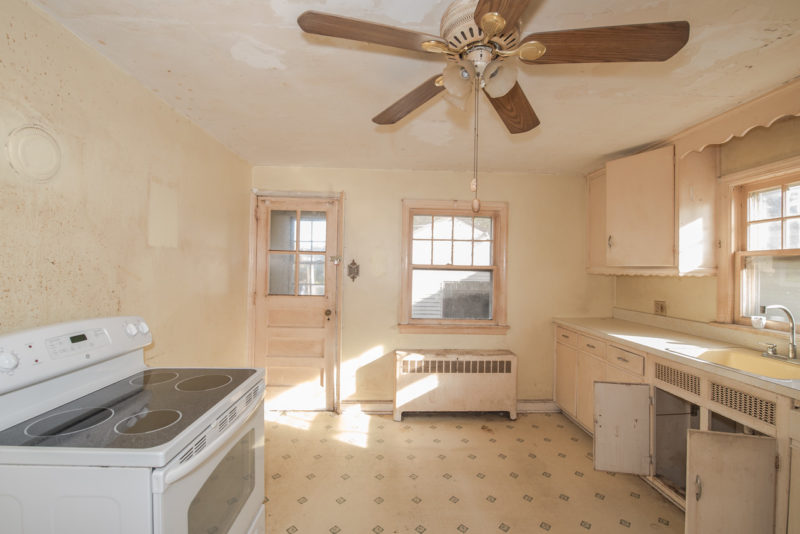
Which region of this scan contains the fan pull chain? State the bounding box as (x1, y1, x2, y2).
(471, 76, 481, 213)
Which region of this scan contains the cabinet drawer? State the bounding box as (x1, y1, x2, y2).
(578, 334, 606, 358)
(606, 345, 644, 376)
(556, 327, 578, 347)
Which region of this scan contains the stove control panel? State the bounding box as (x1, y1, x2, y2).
(0, 316, 152, 395)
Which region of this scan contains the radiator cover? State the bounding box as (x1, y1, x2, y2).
(393, 349, 517, 421)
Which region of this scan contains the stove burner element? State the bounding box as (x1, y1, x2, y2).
(129, 370, 179, 387)
(115, 409, 182, 435)
(176, 374, 233, 392)
(24, 407, 114, 437)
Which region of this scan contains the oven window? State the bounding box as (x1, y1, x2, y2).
(188, 430, 256, 533)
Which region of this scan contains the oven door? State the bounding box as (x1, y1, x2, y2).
(152, 402, 264, 534)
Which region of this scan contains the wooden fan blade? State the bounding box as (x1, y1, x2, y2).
(520, 21, 689, 64)
(484, 82, 540, 134)
(474, 1, 531, 32)
(372, 75, 445, 125)
(298, 11, 447, 53)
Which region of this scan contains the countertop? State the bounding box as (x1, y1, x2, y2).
(553, 316, 800, 400)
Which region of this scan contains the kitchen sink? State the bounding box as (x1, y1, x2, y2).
(696, 348, 800, 379)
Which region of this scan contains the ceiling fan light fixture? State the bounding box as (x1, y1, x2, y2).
(483, 58, 518, 98)
(442, 62, 475, 98)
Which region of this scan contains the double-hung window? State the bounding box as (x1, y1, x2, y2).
(735, 175, 800, 329)
(399, 200, 508, 334)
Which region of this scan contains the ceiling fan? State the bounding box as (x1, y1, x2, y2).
(298, 0, 689, 134)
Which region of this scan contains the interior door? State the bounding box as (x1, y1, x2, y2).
(254, 196, 340, 411)
(686, 430, 776, 534)
(593, 381, 651, 475)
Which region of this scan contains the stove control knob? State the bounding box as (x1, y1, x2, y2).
(137, 321, 150, 335)
(125, 323, 139, 337)
(0, 351, 20, 373)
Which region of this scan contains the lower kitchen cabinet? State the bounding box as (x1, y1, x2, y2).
(576, 351, 605, 430)
(555, 342, 577, 418)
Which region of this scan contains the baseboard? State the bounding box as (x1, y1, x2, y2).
(339, 400, 560, 415)
(516, 400, 560, 413)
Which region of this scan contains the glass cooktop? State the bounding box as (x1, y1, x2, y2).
(0, 368, 256, 449)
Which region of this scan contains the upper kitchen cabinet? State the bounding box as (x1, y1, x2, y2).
(586, 144, 718, 276)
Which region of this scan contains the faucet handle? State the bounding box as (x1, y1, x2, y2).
(760, 342, 778, 356)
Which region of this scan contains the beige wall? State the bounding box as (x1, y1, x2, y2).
(253, 167, 615, 401)
(0, 0, 252, 367)
(614, 115, 800, 324)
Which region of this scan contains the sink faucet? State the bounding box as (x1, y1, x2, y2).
(766, 305, 797, 360)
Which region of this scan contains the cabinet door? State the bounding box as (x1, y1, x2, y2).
(586, 170, 607, 270)
(594, 382, 651, 475)
(606, 145, 675, 267)
(555, 342, 577, 417)
(576, 351, 606, 430)
(686, 430, 776, 534)
(790, 440, 800, 532)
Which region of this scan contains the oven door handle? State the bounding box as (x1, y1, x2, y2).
(154, 394, 262, 492)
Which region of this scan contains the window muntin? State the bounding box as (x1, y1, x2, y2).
(268, 210, 327, 296)
(401, 200, 507, 331)
(745, 182, 800, 251)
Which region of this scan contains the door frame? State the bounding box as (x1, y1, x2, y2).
(246, 190, 344, 411)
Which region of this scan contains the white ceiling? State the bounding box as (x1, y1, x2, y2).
(29, 0, 800, 175)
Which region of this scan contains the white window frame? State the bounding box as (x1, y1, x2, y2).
(399, 199, 508, 335)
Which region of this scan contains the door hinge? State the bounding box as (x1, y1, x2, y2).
(775, 454, 780, 471)
(252, 292, 257, 306)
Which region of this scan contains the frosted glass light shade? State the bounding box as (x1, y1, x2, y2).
(484, 59, 518, 98)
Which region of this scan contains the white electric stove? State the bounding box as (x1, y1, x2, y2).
(0, 316, 266, 534)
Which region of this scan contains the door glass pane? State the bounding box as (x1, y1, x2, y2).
(412, 239, 432, 265)
(786, 183, 800, 217)
(453, 217, 473, 240)
(299, 211, 326, 252)
(412, 215, 433, 239)
(473, 241, 492, 266)
(741, 255, 800, 323)
(748, 221, 781, 251)
(270, 210, 296, 251)
(298, 254, 325, 295)
(411, 269, 492, 319)
(268, 254, 295, 295)
(188, 429, 255, 534)
(748, 187, 781, 222)
(786, 219, 800, 249)
(433, 216, 453, 239)
(474, 217, 492, 240)
(453, 241, 472, 265)
(432, 241, 452, 265)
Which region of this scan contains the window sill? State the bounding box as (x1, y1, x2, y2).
(397, 324, 510, 335)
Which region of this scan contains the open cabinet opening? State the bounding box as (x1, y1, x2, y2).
(654, 387, 699, 498)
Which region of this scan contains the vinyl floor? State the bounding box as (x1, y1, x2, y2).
(264, 411, 683, 533)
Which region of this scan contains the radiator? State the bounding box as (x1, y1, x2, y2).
(393, 349, 517, 422)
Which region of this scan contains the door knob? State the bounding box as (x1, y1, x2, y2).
(325, 309, 332, 316)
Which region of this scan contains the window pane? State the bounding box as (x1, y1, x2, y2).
(268, 254, 295, 295)
(453, 241, 472, 265)
(748, 221, 781, 251)
(741, 255, 800, 323)
(473, 241, 492, 266)
(787, 183, 800, 217)
(453, 217, 473, 239)
(474, 217, 492, 240)
(786, 219, 800, 249)
(433, 216, 453, 239)
(299, 211, 326, 252)
(269, 210, 296, 251)
(412, 239, 432, 264)
(298, 254, 325, 295)
(413, 215, 433, 239)
(432, 241, 452, 265)
(748, 187, 781, 222)
(411, 269, 492, 319)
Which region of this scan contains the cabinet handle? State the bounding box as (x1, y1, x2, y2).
(586, 344, 596, 349)
(608, 235, 613, 248)
(695, 474, 702, 501)
(561, 334, 570, 339)
(617, 356, 630, 363)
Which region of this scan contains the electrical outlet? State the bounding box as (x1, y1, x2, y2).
(654, 300, 667, 316)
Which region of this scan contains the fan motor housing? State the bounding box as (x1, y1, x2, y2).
(440, 0, 520, 52)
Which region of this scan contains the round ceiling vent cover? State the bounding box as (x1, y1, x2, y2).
(6, 124, 62, 182)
